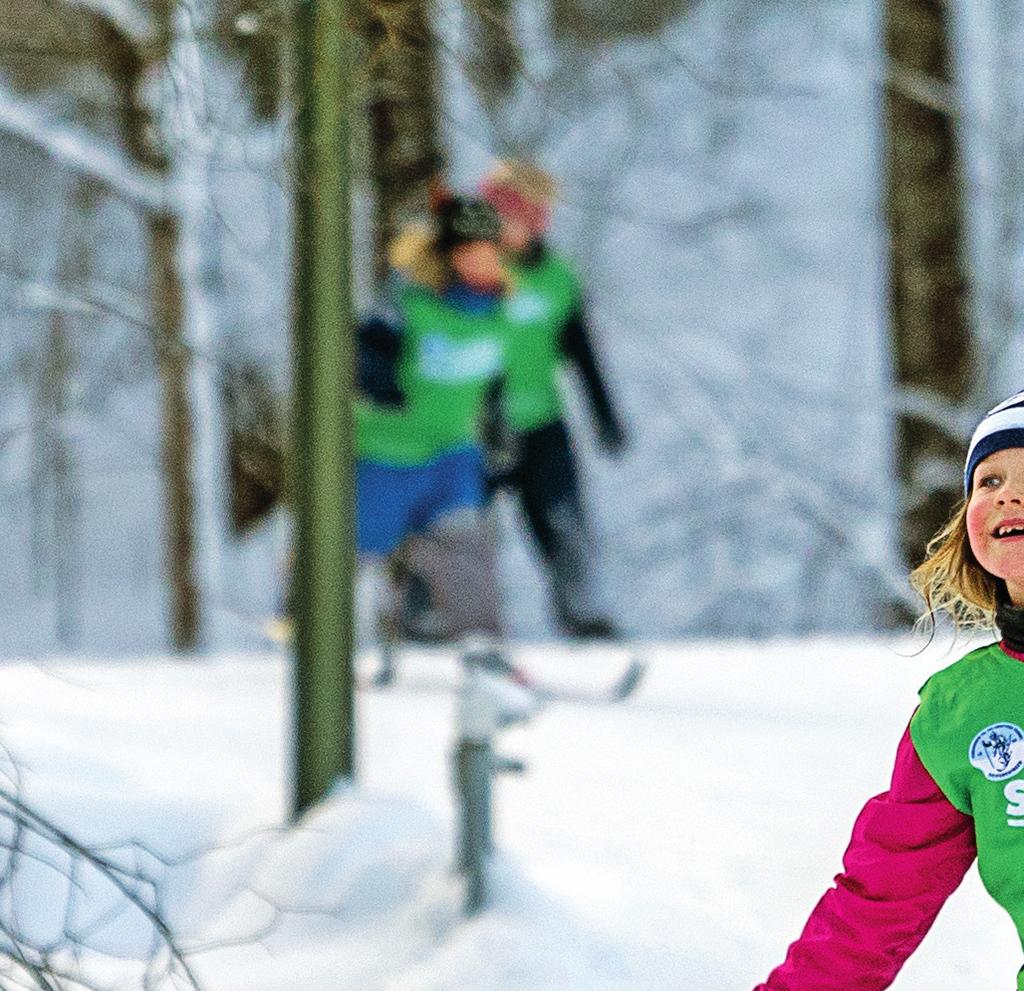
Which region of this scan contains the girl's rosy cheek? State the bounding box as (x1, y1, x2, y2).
(965, 497, 990, 557)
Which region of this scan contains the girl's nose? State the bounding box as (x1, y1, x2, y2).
(998, 485, 1024, 506)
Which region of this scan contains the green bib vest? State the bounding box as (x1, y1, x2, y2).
(910, 642, 1024, 987)
(356, 284, 510, 466)
(501, 251, 581, 432)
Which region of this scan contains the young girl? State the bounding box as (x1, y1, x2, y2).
(354, 195, 511, 646)
(478, 160, 627, 639)
(756, 388, 1024, 991)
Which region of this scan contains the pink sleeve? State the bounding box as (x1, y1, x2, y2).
(754, 722, 977, 991)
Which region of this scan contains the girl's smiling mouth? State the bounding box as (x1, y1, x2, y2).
(994, 519, 1024, 539)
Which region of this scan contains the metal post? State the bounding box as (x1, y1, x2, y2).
(454, 738, 493, 915)
(452, 644, 537, 915)
(292, 0, 356, 816)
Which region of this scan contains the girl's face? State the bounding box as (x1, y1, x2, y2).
(500, 217, 533, 254)
(450, 241, 502, 291)
(967, 446, 1024, 605)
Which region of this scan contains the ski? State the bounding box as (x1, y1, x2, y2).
(510, 655, 647, 705)
(457, 649, 646, 706)
(255, 614, 645, 705)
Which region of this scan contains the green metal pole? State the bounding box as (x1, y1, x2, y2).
(292, 0, 356, 816)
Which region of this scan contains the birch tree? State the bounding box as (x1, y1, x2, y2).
(0, 0, 233, 651)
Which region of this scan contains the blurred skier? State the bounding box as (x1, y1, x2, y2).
(355, 195, 513, 651)
(479, 160, 627, 639)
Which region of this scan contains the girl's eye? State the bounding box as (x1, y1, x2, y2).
(978, 474, 1002, 490)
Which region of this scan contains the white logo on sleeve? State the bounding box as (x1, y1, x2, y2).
(970, 723, 1024, 782)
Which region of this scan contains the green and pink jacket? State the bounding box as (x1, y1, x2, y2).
(757, 639, 1024, 991)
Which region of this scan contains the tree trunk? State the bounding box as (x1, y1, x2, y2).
(45, 310, 80, 648)
(883, 0, 974, 565)
(149, 212, 201, 651)
(991, 4, 1024, 394)
(360, 0, 444, 283)
(551, 0, 691, 44)
(140, 0, 213, 652)
(459, 0, 520, 117)
(47, 178, 98, 649)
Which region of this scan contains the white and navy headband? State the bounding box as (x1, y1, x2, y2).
(965, 389, 1024, 493)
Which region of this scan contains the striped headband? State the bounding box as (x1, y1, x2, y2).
(964, 389, 1024, 494)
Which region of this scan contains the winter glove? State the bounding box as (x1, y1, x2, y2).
(597, 418, 627, 456)
(357, 317, 405, 407)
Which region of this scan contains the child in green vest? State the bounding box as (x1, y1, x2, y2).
(479, 160, 627, 639)
(756, 388, 1024, 990)
(354, 196, 514, 647)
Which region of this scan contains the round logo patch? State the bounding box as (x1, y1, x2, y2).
(969, 723, 1024, 781)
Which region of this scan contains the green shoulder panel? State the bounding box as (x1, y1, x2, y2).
(910, 642, 1021, 815)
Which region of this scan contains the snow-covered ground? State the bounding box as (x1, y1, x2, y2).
(2, 638, 1020, 989)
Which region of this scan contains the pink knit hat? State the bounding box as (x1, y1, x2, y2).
(479, 160, 558, 236)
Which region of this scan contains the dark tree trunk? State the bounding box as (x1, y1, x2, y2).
(45, 310, 80, 648)
(359, 0, 444, 283)
(215, 0, 287, 122)
(551, 0, 692, 44)
(141, 0, 203, 651)
(883, 0, 974, 566)
(459, 0, 521, 115)
(149, 212, 201, 651)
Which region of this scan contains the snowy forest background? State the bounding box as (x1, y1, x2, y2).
(3, 0, 1024, 656)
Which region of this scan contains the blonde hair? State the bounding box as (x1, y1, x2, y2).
(388, 222, 447, 292)
(910, 499, 998, 633)
(387, 219, 513, 295)
(485, 159, 559, 205)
